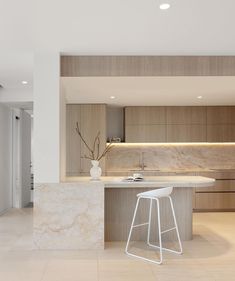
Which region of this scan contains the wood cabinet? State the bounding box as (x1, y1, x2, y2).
(166, 125, 206, 142)
(125, 125, 166, 142)
(125, 107, 166, 142)
(125, 106, 235, 143)
(206, 106, 235, 142)
(125, 106, 166, 125)
(66, 104, 106, 176)
(66, 105, 81, 176)
(207, 106, 235, 124)
(166, 107, 206, 142)
(194, 171, 235, 211)
(166, 106, 206, 124)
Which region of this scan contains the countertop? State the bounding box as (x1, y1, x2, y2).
(64, 176, 215, 188)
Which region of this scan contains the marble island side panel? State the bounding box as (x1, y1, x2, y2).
(34, 182, 104, 250)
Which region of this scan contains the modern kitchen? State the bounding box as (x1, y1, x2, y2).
(2, 1, 235, 280)
(34, 56, 235, 268)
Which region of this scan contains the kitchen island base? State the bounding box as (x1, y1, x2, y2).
(105, 187, 192, 242)
(34, 176, 214, 250)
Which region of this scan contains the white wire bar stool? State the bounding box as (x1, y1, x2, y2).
(125, 186, 183, 264)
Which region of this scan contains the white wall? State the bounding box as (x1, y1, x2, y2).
(34, 51, 61, 183)
(0, 104, 12, 213)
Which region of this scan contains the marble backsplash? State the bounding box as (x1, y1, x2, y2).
(106, 144, 235, 172)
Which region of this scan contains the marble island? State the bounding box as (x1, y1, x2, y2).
(34, 176, 215, 250)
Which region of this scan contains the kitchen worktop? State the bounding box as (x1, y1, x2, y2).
(64, 176, 215, 188)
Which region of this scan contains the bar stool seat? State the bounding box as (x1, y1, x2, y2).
(125, 186, 183, 264)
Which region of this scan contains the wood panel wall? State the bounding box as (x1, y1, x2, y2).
(61, 56, 235, 77)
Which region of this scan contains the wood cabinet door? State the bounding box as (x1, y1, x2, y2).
(166, 106, 206, 124)
(207, 106, 235, 124)
(207, 125, 235, 142)
(66, 104, 81, 176)
(80, 104, 107, 173)
(125, 125, 166, 143)
(125, 106, 166, 125)
(166, 124, 207, 142)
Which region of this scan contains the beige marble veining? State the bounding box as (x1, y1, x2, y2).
(106, 144, 235, 172)
(34, 182, 104, 250)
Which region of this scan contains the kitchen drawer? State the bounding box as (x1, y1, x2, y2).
(196, 171, 235, 180)
(196, 180, 235, 192)
(195, 192, 235, 210)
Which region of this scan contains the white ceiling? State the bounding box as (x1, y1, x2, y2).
(1, 0, 235, 102)
(62, 76, 235, 106)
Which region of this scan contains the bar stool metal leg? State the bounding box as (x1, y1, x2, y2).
(125, 197, 141, 254)
(156, 198, 163, 264)
(168, 196, 183, 254)
(147, 199, 152, 245)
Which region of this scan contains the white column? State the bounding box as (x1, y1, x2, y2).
(34, 52, 61, 183)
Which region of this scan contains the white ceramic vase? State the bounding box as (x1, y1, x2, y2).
(90, 160, 102, 180)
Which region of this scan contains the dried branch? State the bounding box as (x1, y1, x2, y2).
(97, 142, 113, 161)
(92, 131, 100, 158)
(76, 123, 94, 158)
(76, 122, 113, 161)
(81, 155, 94, 160)
(96, 137, 100, 160)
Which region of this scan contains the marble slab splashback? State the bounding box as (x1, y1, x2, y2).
(34, 182, 104, 250)
(106, 144, 235, 172)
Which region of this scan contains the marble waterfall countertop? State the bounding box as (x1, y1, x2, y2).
(34, 176, 215, 250)
(64, 176, 215, 188)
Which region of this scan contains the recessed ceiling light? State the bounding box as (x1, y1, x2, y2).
(160, 3, 170, 10)
(22, 80, 28, 85)
(197, 96, 203, 99)
(110, 96, 116, 99)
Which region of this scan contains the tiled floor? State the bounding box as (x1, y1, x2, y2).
(0, 209, 235, 281)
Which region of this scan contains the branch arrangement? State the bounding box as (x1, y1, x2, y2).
(76, 122, 113, 161)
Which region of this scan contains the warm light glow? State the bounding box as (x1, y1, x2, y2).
(110, 96, 116, 99)
(160, 3, 170, 10)
(197, 95, 203, 99)
(107, 142, 235, 146)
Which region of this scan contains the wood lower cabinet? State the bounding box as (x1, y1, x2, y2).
(66, 104, 106, 176)
(195, 193, 235, 210)
(194, 176, 235, 211)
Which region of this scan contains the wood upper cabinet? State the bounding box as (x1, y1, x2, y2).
(125, 125, 166, 142)
(207, 125, 235, 142)
(166, 125, 207, 142)
(125, 107, 166, 142)
(206, 107, 235, 142)
(166, 106, 206, 125)
(125, 106, 207, 142)
(166, 107, 207, 142)
(66, 104, 106, 176)
(125, 106, 235, 143)
(125, 106, 166, 125)
(207, 106, 235, 124)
